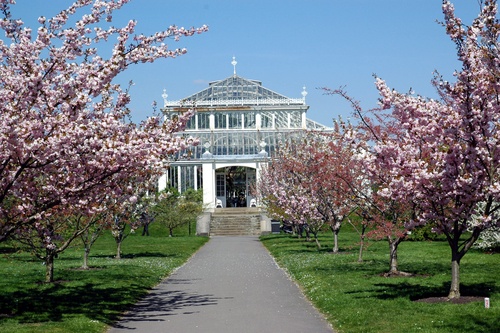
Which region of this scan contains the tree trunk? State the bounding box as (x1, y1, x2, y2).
(115, 239, 122, 259)
(444, 225, 481, 299)
(448, 256, 461, 298)
(330, 225, 340, 253)
(358, 232, 365, 262)
(304, 226, 311, 242)
(45, 252, 55, 283)
(314, 233, 321, 249)
(169, 228, 173, 237)
(388, 239, 399, 274)
(82, 247, 90, 270)
(329, 222, 341, 253)
(333, 230, 339, 253)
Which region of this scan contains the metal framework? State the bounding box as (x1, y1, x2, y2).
(159, 69, 331, 197)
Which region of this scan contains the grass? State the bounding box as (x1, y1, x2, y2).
(1, 220, 498, 333)
(0, 222, 208, 333)
(261, 226, 500, 333)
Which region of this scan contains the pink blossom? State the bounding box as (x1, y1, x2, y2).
(0, 0, 207, 242)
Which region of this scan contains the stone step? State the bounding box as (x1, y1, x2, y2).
(210, 219, 260, 236)
(209, 207, 263, 236)
(211, 222, 258, 227)
(213, 207, 261, 215)
(211, 224, 260, 230)
(211, 218, 259, 222)
(211, 231, 261, 236)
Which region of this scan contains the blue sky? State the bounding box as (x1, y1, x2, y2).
(7, 1, 483, 126)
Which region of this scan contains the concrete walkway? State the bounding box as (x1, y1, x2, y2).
(107, 236, 334, 333)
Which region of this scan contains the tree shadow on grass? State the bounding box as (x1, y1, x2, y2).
(0, 277, 222, 327)
(90, 251, 180, 259)
(445, 314, 500, 333)
(352, 281, 497, 301)
(0, 282, 141, 324)
(120, 252, 178, 259)
(0, 247, 17, 254)
(259, 234, 285, 241)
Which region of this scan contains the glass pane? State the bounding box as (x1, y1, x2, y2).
(261, 113, 273, 128)
(216, 174, 225, 196)
(244, 112, 255, 129)
(228, 112, 241, 129)
(186, 115, 196, 130)
(214, 113, 226, 129)
(198, 113, 210, 129)
(290, 111, 302, 128)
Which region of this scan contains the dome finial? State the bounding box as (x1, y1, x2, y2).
(162, 88, 168, 106)
(231, 56, 237, 76)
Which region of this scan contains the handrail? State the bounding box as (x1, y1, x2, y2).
(164, 98, 305, 107)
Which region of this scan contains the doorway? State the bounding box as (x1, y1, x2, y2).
(215, 166, 256, 208)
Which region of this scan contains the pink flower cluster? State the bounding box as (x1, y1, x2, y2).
(0, 0, 207, 243)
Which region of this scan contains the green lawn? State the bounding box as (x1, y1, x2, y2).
(1, 221, 498, 333)
(261, 228, 500, 333)
(0, 222, 208, 333)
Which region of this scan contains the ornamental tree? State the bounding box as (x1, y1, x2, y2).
(152, 187, 203, 237)
(473, 226, 500, 251)
(315, 122, 368, 253)
(15, 212, 98, 282)
(0, 0, 207, 246)
(323, 90, 418, 274)
(259, 138, 325, 247)
(111, 193, 143, 260)
(80, 211, 108, 270)
(364, 1, 500, 298)
(259, 130, 365, 251)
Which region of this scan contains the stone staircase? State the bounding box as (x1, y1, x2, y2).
(210, 207, 262, 236)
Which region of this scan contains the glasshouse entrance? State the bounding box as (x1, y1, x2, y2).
(159, 57, 331, 212)
(216, 166, 256, 208)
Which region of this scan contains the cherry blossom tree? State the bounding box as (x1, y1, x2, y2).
(111, 194, 143, 260)
(15, 212, 95, 282)
(361, 1, 500, 297)
(0, 0, 207, 245)
(316, 122, 368, 253)
(79, 212, 108, 270)
(259, 130, 366, 251)
(473, 227, 500, 251)
(0, 0, 206, 281)
(260, 143, 323, 246)
(322, 88, 424, 274)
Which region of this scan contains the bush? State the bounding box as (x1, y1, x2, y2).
(407, 223, 443, 241)
(152, 188, 203, 237)
(473, 227, 500, 252)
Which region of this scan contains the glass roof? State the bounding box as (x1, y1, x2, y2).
(164, 75, 305, 107)
(187, 75, 288, 100)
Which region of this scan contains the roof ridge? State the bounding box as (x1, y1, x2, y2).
(183, 75, 291, 101)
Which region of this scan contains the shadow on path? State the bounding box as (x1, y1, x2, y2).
(108, 236, 334, 333)
(112, 278, 232, 330)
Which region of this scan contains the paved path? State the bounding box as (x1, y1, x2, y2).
(107, 236, 334, 333)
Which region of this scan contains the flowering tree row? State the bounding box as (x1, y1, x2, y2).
(0, 0, 207, 281)
(259, 126, 370, 252)
(365, 0, 500, 298)
(259, 121, 413, 275)
(261, 0, 500, 299)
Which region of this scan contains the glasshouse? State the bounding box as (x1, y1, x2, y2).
(158, 58, 329, 211)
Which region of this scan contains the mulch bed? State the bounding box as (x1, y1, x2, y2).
(378, 271, 487, 304)
(379, 271, 429, 278)
(70, 267, 104, 271)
